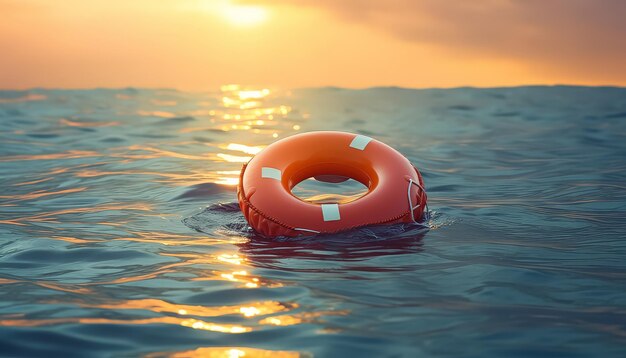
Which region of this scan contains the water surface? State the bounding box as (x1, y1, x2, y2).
(1, 85, 626, 357)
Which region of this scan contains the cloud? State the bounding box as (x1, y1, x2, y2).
(239, 0, 626, 81)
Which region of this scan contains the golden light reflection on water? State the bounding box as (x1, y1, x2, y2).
(117, 145, 216, 161)
(0, 244, 344, 341)
(217, 253, 245, 265)
(13, 177, 53, 186)
(146, 346, 305, 358)
(213, 174, 241, 186)
(137, 110, 178, 118)
(209, 142, 265, 183)
(223, 143, 264, 155)
(194, 268, 273, 289)
(151, 251, 281, 288)
(0, 300, 341, 335)
(0, 203, 154, 226)
(84, 250, 275, 289)
(51, 236, 97, 244)
(113, 231, 244, 246)
(0, 187, 87, 202)
(0, 316, 251, 333)
(258, 310, 348, 327)
(216, 153, 252, 163)
(181, 319, 249, 333)
(5, 246, 303, 328)
(177, 85, 299, 140)
(79, 298, 291, 319)
(0, 278, 94, 295)
(59, 118, 120, 128)
(35, 282, 93, 295)
(0, 248, 308, 332)
(258, 316, 301, 326)
(74, 168, 240, 187)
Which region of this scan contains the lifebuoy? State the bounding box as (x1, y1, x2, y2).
(237, 131, 427, 237)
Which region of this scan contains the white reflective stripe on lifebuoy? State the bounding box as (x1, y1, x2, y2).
(321, 204, 341, 221)
(349, 135, 372, 150)
(261, 167, 281, 180)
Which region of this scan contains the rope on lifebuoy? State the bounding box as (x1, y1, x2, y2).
(407, 178, 429, 223)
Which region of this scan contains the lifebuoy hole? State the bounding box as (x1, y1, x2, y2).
(291, 176, 369, 204)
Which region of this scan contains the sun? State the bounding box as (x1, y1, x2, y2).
(221, 4, 269, 27)
(193, 1, 269, 27)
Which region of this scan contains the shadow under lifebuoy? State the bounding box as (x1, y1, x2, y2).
(237, 224, 429, 273)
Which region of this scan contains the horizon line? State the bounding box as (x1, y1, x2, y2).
(2, 83, 626, 93)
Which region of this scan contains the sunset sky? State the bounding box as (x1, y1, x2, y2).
(1, 0, 626, 90)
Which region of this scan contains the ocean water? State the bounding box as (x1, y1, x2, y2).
(1, 86, 626, 357)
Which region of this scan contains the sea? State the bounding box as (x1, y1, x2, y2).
(1, 85, 625, 357)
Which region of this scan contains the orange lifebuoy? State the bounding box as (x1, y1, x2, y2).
(237, 131, 427, 237)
